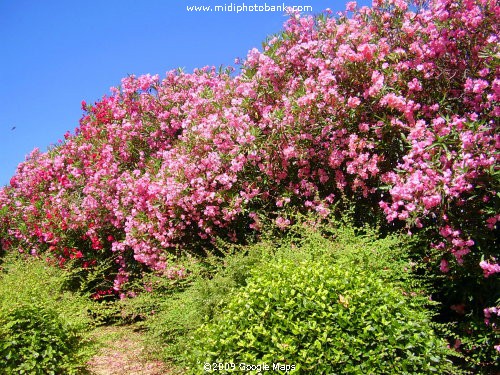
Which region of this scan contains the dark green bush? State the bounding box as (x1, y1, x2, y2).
(0, 255, 94, 374)
(190, 257, 456, 374)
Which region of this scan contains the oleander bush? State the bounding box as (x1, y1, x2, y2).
(1, 0, 497, 294)
(0, 0, 498, 369)
(0, 255, 94, 374)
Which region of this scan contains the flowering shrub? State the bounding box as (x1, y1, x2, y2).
(0, 0, 498, 368)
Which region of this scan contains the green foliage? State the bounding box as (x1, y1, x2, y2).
(450, 312, 500, 373)
(190, 257, 456, 374)
(0, 305, 80, 374)
(135, 218, 458, 373)
(267, 215, 420, 285)
(0, 254, 95, 374)
(123, 245, 265, 367)
(62, 251, 120, 295)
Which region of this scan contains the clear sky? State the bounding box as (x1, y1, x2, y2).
(0, 0, 369, 187)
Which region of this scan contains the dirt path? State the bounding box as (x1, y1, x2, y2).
(87, 325, 172, 375)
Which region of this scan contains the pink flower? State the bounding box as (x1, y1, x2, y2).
(358, 123, 370, 132)
(380, 93, 406, 111)
(347, 96, 361, 108)
(486, 216, 498, 230)
(407, 78, 422, 92)
(479, 260, 500, 278)
(440, 259, 449, 273)
(283, 146, 298, 159)
(422, 194, 442, 210)
(275, 216, 291, 230)
(357, 43, 376, 61)
(346, 1, 357, 11)
(366, 70, 384, 97)
(315, 203, 330, 218)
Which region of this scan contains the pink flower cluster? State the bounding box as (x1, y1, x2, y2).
(479, 260, 500, 278)
(483, 306, 499, 326)
(0, 0, 498, 296)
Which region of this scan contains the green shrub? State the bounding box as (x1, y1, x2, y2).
(265, 216, 422, 286)
(190, 257, 456, 374)
(134, 244, 266, 367)
(135, 219, 458, 373)
(0, 305, 80, 374)
(0, 255, 94, 374)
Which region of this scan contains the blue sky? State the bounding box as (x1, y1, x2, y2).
(0, 0, 369, 186)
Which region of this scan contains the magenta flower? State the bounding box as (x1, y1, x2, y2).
(440, 259, 450, 273)
(275, 217, 291, 230)
(479, 260, 500, 278)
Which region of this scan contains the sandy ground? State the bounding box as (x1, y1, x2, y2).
(86, 325, 171, 375)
